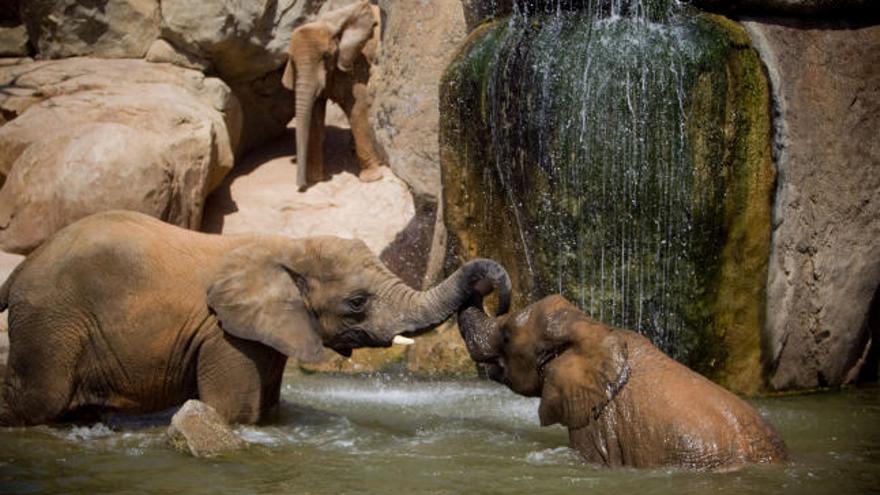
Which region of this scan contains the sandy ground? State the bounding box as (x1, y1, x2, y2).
(203, 107, 415, 255)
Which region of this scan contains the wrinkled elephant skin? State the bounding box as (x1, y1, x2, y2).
(458, 295, 787, 470)
(0, 210, 510, 426)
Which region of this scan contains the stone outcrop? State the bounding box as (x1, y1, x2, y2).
(19, 0, 328, 153)
(22, 0, 160, 58)
(0, 58, 241, 254)
(369, 0, 469, 287)
(167, 400, 245, 458)
(0, 25, 28, 57)
(156, 0, 324, 153)
(741, 19, 880, 390)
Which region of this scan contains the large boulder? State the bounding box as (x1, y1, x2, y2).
(369, 0, 469, 288)
(0, 25, 28, 57)
(167, 400, 245, 458)
(20, 0, 328, 153)
(21, 0, 160, 58)
(742, 19, 880, 390)
(156, 0, 325, 153)
(0, 58, 241, 254)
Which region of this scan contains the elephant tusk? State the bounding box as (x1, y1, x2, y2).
(392, 335, 415, 346)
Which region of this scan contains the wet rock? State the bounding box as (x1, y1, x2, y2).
(441, 14, 774, 394)
(22, 0, 160, 58)
(167, 400, 245, 458)
(0, 58, 241, 254)
(0, 25, 28, 57)
(743, 19, 880, 390)
(405, 321, 477, 377)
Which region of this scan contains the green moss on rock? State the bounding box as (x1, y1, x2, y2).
(441, 12, 773, 393)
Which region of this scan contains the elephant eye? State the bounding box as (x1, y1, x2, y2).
(345, 294, 369, 313)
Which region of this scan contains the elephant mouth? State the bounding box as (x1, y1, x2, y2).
(326, 328, 384, 356)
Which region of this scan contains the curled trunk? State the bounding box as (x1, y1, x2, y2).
(387, 259, 510, 339)
(458, 303, 502, 363)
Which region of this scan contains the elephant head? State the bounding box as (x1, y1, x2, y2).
(282, 0, 379, 189)
(208, 235, 510, 363)
(458, 295, 629, 429)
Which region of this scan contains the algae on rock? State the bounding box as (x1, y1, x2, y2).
(441, 11, 774, 393)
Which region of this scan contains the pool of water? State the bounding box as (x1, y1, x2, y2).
(1, 372, 878, 494)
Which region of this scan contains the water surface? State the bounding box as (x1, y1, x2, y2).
(1, 372, 878, 494)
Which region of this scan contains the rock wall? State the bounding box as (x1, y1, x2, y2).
(19, 0, 326, 154)
(369, 0, 469, 290)
(0, 58, 240, 253)
(440, 12, 775, 393)
(741, 18, 880, 390)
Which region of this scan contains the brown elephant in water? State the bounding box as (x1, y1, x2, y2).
(0, 210, 510, 426)
(458, 295, 788, 470)
(282, 0, 385, 190)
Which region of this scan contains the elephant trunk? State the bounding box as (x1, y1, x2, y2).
(390, 259, 510, 338)
(458, 301, 502, 363)
(294, 66, 319, 190)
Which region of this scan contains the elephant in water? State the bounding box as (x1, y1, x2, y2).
(282, 0, 386, 190)
(458, 295, 787, 470)
(0, 210, 510, 426)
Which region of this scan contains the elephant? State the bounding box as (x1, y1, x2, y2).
(282, 0, 386, 190)
(458, 294, 788, 470)
(0, 210, 510, 426)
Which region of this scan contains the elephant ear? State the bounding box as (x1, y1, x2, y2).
(538, 330, 629, 429)
(281, 59, 295, 90)
(207, 243, 324, 363)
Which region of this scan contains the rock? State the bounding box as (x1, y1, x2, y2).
(167, 400, 245, 458)
(441, 14, 774, 394)
(202, 118, 415, 257)
(369, 0, 469, 287)
(22, 0, 160, 58)
(0, 25, 28, 57)
(145, 39, 211, 72)
(157, 0, 325, 153)
(0, 58, 241, 254)
(370, 0, 467, 201)
(742, 19, 880, 390)
(692, 0, 879, 17)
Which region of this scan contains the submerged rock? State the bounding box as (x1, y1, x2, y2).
(167, 400, 245, 458)
(0, 58, 241, 254)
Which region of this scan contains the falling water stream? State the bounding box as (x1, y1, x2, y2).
(441, 2, 774, 382)
(1, 371, 878, 494)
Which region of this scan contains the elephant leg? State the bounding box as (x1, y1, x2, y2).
(339, 82, 384, 183)
(1, 327, 77, 426)
(306, 97, 327, 184)
(196, 331, 287, 424)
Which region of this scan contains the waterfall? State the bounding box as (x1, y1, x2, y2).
(442, 2, 774, 387)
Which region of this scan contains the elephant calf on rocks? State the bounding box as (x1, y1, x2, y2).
(0, 210, 510, 426)
(458, 295, 787, 470)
